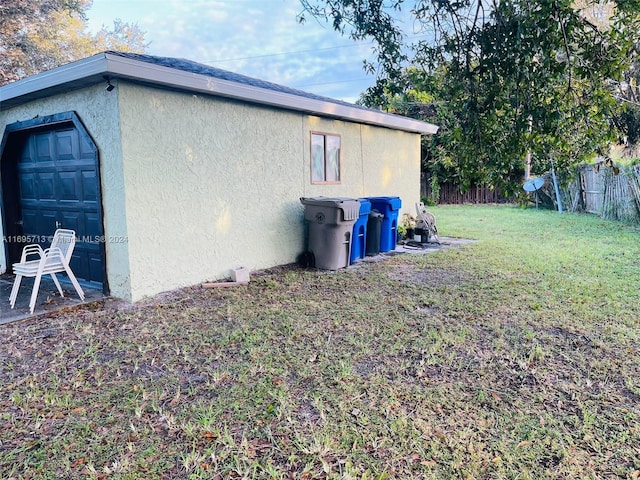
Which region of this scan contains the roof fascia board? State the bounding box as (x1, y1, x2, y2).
(1, 52, 438, 134)
(0, 55, 108, 104)
(105, 54, 438, 134)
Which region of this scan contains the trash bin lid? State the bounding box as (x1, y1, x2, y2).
(300, 196, 356, 207)
(357, 199, 371, 216)
(366, 196, 402, 211)
(300, 196, 360, 221)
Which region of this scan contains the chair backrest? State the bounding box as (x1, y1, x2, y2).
(50, 229, 77, 263)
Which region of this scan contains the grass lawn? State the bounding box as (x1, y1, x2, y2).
(1, 205, 639, 479)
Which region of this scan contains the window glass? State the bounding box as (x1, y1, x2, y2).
(325, 135, 341, 182)
(311, 132, 341, 184)
(311, 134, 325, 183)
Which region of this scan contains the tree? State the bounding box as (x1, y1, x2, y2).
(299, 0, 640, 194)
(0, 0, 147, 86)
(613, 36, 640, 152)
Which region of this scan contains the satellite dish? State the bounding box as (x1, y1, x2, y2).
(523, 177, 544, 192)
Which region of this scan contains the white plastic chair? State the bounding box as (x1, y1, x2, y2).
(9, 229, 85, 314)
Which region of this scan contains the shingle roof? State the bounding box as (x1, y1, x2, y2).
(0, 51, 438, 134)
(107, 51, 364, 111)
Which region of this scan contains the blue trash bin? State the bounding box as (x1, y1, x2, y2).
(350, 199, 371, 263)
(365, 196, 402, 252)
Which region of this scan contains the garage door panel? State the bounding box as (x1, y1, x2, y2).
(84, 212, 102, 237)
(55, 129, 78, 161)
(19, 173, 37, 200)
(17, 124, 104, 288)
(40, 210, 59, 234)
(69, 252, 89, 280)
(35, 133, 53, 163)
(79, 134, 96, 159)
(37, 172, 56, 200)
(88, 255, 103, 284)
(59, 171, 81, 202)
(81, 170, 98, 203)
(60, 211, 82, 232)
(22, 208, 57, 239)
(19, 138, 34, 163)
(21, 210, 39, 235)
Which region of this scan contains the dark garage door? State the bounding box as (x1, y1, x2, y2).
(9, 124, 105, 289)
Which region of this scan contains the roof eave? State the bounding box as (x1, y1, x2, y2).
(1, 52, 439, 135)
(0, 54, 109, 106)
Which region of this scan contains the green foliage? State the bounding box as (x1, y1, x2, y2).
(421, 195, 436, 206)
(0, 0, 147, 86)
(428, 173, 440, 204)
(617, 104, 640, 146)
(612, 27, 640, 152)
(92, 19, 148, 53)
(300, 0, 640, 195)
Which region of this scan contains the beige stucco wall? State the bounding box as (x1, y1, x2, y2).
(1, 80, 424, 303)
(360, 124, 421, 203)
(0, 83, 132, 299)
(118, 84, 423, 301)
(117, 83, 305, 300)
(302, 116, 421, 205)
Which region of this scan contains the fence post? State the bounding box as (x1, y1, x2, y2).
(551, 167, 563, 213)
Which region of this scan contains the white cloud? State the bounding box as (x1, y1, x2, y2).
(86, 0, 379, 101)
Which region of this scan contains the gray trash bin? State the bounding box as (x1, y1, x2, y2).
(300, 197, 360, 270)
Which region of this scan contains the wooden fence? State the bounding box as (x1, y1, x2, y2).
(421, 175, 511, 205)
(579, 165, 605, 214)
(421, 164, 640, 225)
(570, 164, 640, 223)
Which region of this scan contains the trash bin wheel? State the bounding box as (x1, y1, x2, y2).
(297, 251, 315, 268)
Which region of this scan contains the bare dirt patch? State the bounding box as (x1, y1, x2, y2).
(386, 262, 475, 286)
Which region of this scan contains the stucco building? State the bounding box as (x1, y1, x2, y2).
(0, 51, 438, 301)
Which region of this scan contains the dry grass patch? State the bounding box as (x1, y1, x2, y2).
(1, 206, 639, 479)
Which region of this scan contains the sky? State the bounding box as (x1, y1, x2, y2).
(85, 0, 382, 103)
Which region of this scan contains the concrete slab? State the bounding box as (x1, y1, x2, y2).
(0, 274, 105, 325)
(351, 236, 476, 265)
(394, 236, 477, 254)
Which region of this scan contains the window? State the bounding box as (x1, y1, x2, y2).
(311, 132, 341, 184)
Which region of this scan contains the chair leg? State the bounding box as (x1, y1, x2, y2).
(50, 274, 64, 297)
(63, 265, 85, 301)
(9, 274, 23, 309)
(29, 273, 43, 314)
